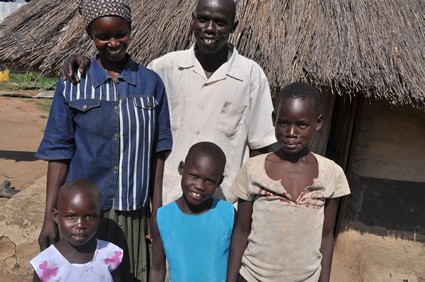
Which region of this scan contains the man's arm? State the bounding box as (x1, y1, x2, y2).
(149, 214, 166, 282)
(38, 160, 69, 251)
(227, 199, 253, 282)
(249, 142, 279, 157)
(60, 54, 91, 84)
(319, 198, 340, 282)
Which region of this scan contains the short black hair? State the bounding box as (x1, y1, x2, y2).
(58, 179, 101, 210)
(185, 141, 226, 174)
(275, 81, 322, 117)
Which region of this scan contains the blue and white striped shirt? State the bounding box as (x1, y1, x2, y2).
(37, 57, 172, 211)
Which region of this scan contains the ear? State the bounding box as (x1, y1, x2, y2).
(178, 161, 185, 176)
(217, 175, 224, 187)
(86, 27, 93, 39)
(315, 114, 324, 131)
(52, 208, 59, 225)
(271, 111, 276, 126)
(232, 20, 239, 33)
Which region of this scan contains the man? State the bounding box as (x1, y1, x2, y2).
(62, 0, 276, 206)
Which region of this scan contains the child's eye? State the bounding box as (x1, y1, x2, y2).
(191, 174, 198, 179)
(86, 214, 98, 219)
(276, 120, 288, 126)
(299, 123, 309, 129)
(66, 215, 76, 219)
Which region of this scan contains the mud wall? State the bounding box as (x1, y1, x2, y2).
(343, 99, 425, 241)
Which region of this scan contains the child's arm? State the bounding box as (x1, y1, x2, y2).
(38, 160, 69, 250)
(319, 198, 340, 282)
(149, 214, 166, 282)
(227, 199, 253, 282)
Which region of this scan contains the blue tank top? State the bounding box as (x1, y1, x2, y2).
(157, 199, 234, 282)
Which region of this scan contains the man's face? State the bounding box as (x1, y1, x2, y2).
(192, 0, 236, 55)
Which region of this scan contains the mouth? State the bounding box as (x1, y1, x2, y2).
(72, 233, 88, 241)
(189, 191, 205, 200)
(107, 48, 125, 57)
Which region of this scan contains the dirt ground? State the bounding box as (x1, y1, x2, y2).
(0, 95, 424, 281)
(0, 96, 47, 206)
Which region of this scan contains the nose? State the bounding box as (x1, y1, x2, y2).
(193, 178, 206, 191)
(203, 20, 216, 33)
(76, 217, 87, 229)
(286, 125, 298, 137)
(108, 38, 120, 48)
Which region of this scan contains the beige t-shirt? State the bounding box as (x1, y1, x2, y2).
(230, 153, 350, 281)
(149, 44, 276, 205)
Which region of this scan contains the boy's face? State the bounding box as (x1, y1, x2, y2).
(272, 97, 323, 154)
(178, 154, 223, 206)
(89, 16, 131, 64)
(192, 0, 237, 55)
(53, 188, 100, 247)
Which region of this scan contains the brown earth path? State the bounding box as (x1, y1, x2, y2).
(0, 95, 424, 282)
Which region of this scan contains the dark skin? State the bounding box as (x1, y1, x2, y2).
(34, 180, 122, 282)
(150, 149, 235, 282)
(227, 97, 339, 282)
(60, 0, 274, 203)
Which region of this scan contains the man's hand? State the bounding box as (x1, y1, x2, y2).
(60, 54, 91, 84)
(37, 217, 59, 251)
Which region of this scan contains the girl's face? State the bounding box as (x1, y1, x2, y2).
(89, 16, 131, 65)
(53, 190, 100, 247)
(273, 97, 323, 155)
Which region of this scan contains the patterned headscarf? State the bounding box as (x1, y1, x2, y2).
(78, 0, 131, 29)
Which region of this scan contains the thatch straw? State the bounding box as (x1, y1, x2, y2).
(0, 0, 424, 108)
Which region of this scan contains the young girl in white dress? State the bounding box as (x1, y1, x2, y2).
(30, 179, 123, 282)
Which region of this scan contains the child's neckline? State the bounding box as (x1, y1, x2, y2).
(53, 238, 98, 265)
(174, 198, 218, 216)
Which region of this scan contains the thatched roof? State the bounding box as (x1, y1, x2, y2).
(0, 0, 424, 108)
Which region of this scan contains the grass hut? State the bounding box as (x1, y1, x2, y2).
(1, 0, 424, 241)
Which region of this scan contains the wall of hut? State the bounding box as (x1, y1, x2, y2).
(341, 98, 425, 242)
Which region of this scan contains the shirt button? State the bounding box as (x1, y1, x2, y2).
(114, 106, 119, 112)
(113, 165, 118, 172)
(146, 102, 152, 108)
(82, 105, 88, 110)
(196, 131, 200, 135)
(113, 133, 119, 140)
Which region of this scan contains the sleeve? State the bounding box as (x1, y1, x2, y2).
(246, 64, 276, 149)
(332, 163, 351, 198)
(36, 79, 76, 160)
(101, 241, 124, 272)
(153, 75, 173, 153)
(229, 160, 256, 201)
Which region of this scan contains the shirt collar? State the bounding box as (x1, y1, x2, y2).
(88, 55, 138, 88)
(179, 43, 244, 82)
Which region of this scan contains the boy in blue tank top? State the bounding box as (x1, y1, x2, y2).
(150, 142, 235, 282)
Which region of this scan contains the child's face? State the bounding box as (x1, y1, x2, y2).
(273, 97, 323, 154)
(89, 16, 131, 64)
(53, 189, 100, 247)
(178, 154, 223, 206)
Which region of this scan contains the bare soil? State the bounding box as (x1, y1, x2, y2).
(0, 96, 48, 206)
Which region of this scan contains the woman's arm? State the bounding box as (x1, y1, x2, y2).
(319, 197, 340, 282)
(227, 199, 253, 282)
(37, 160, 69, 250)
(149, 214, 166, 282)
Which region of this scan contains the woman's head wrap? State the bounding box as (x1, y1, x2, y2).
(77, 0, 131, 29)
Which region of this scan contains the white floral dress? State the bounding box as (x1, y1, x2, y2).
(30, 239, 123, 282)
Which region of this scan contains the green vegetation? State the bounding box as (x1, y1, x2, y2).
(35, 99, 53, 113)
(8, 72, 57, 91)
